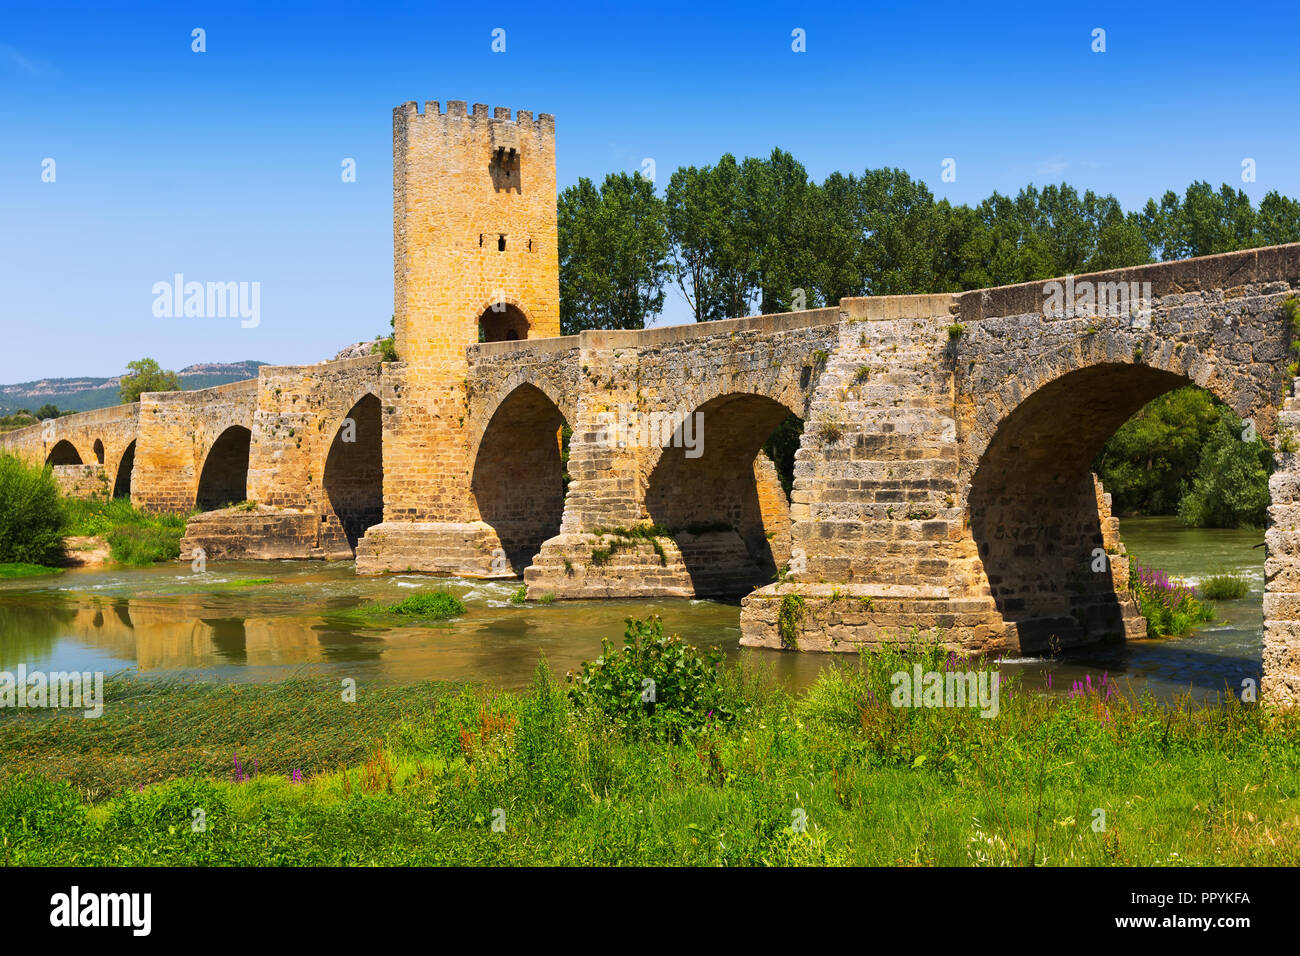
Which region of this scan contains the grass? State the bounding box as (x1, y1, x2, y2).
(0, 564, 64, 580)
(62, 496, 189, 566)
(2, 634, 1299, 866)
(0, 562, 64, 579)
(334, 590, 467, 623)
(1201, 571, 1251, 601)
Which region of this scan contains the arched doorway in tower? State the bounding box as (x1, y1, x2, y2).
(45, 440, 82, 466)
(113, 441, 136, 499)
(471, 384, 568, 573)
(644, 393, 801, 597)
(478, 304, 530, 343)
(195, 426, 251, 511)
(322, 394, 384, 552)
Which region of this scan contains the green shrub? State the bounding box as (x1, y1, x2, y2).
(383, 591, 466, 619)
(567, 616, 731, 741)
(1200, 571, 1250, 601)
(0, 453, 65, 565)
(1129, 563, 1214, 638)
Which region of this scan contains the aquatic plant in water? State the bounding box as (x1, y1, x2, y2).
(1128, 563, 1214, 638)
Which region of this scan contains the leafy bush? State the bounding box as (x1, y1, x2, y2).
(1129, 563, 1214, 638)
(1200, 571, 1250, 601)
(0, 453, 65, 565)
(567, 616, 731, 741)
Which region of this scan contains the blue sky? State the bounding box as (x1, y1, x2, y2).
(1, 0, 1297, 383)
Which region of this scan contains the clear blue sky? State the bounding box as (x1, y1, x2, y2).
(2, 0, 1297, 383)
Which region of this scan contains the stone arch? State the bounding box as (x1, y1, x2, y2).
(471, 383, 569, 573)
(45, 440, 82, 466)
(964, 340, 1285, 650)
(478, 301, 530, 343)
(322, 393, 384, 552)
(961, 334, 1280, 484)
(469, 373, 576, 466)
(92, 439, 105, 464)
(195, 426, 251, 511)
(643, 392, 801, 596)
(113, 440, 136, 499)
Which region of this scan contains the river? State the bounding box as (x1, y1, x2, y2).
(0, 516, 1264, 701)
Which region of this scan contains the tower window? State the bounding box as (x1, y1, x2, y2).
(479, 234, 484, 247)
(498, 235, 506, 252)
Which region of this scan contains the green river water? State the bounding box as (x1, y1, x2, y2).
(0, 517, 1265, 701)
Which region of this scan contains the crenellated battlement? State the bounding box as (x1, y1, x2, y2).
(394, 100, 554, 134)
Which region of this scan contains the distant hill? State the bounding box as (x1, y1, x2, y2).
(0, 361, 267, 416)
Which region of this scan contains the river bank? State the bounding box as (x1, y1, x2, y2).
(2, 648, 1298, 866)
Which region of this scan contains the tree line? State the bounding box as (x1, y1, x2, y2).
(559, 153, 1300, 333)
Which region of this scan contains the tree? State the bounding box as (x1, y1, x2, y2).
(558, 172, 670, 335)
(1093, 387, 1227, 515)
(372, 314, 397, 361)
(1178, 418, 1272, 528)
(34, 403, 61, 420)
(120, 358, 182, 404)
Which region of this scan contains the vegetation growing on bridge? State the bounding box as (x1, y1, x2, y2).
(2, 627, 1298, 866)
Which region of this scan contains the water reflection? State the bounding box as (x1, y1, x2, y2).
(0, 516, 1265, 702)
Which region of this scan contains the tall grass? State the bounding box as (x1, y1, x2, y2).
(62, 496, 189, 565)
(1201, 570, 1250, 601)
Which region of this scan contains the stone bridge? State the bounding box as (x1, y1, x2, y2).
(361, 244, 1300, 705)
(1, 355, 382, 558)
(5, 244, 1300, 703)
(5, 96, 1300, 706)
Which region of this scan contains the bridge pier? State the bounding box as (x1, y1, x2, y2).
(1264, 389, 1300, 707)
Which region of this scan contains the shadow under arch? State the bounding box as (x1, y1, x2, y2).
(644, 392, 798, 597)
(113, 440, 136, 499)
(45, 440, 82, 466)
(323, 393, 383, 552)
(196, 426, 251, 511)
(471, 383, 568, 573)
(969, 362, 1213, 651)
